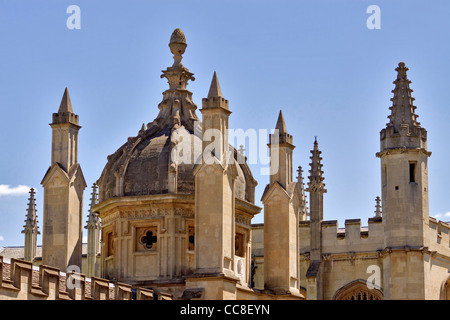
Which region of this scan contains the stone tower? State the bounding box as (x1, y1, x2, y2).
(41, 88, 86, 272)
(376, 62, 431, 299)
(261, 111, 301, 297)
(191, 70, 239, 298)
(305, 137, 326, 300)
(22, 188, 40, 262)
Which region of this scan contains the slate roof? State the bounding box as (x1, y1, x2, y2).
(0, 244, 89, 260)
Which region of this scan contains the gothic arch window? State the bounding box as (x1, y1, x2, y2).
(333, 279, 383, 300)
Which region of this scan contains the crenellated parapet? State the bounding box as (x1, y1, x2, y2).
(426, 217, 450, 257)
(299, 217, 385, 256)
(0, 256, 172, 300)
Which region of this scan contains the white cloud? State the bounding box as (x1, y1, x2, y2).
(0, 235, 4, 241)
(433, 212, 450, 220)
(0, 184, 31, 196)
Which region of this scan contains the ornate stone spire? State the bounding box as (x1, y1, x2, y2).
(85, 183, 99, 229)
(85, 183, 100, 278)
(22, 188, 40, 262)
(387, 62, 420, 130)
(297, 166, 309, 220)
(150, 28, 199, 131)
(22, 188, 39, 234)
(374, 196, 382, 218)
(307, 137, 326, 193)
(379, 62, 428, 151)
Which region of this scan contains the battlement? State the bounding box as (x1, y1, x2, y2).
(52, 112, 80, 126)
(426, 217, 450, 257)
(299, 218, 385, 254)
(0, 256, 172, 300)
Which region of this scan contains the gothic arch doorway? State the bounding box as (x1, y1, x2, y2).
(333, 279, 383, 300)
(440, 276, 450, 300)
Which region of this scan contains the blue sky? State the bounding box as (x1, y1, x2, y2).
(1, 0, 450, 247)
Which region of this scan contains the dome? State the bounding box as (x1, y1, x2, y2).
(97, 124, 257, 203)
(96, 29, 257, 204)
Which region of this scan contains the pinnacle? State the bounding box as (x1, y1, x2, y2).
(388, 62, 420, 129)
(207, 71, 223, 98)
(58, 87, 73, 114)
(308, 137, 325, 188)
(395, 62, 408, 80)
(275, 110, 287, 134)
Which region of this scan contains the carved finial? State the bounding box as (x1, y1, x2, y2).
(396, 62, 408, 80)
(374, 196, 382, 218)
(169, 28, 187, 67)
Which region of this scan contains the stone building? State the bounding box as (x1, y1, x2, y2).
(0, 29, 449, 300)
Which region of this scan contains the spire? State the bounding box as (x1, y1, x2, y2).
(297, 166, 309, 220)
(387, 62, 420, 131)
(307, 137, 326, 193)
(85, 183, 99, 229)
(269, 110, 293, 146)
(52, 87, 79, 126)
(58, 87, 74, 114)
(22, 188, 40, 262)
(202, 71, 229, 111)
(379, 62, 428, 151)
(374, 196, 382, 218)
(207, 71, 223, 98)
(22, 188, 39, 234)
(275, 110, 287, 134)
(85, 183, 100, 278)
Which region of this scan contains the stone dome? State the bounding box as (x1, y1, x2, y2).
(96, 29, 257, 204)
(97, 124, 256, 203)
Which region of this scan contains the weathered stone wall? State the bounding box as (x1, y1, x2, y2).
(0, 256, 170, 300)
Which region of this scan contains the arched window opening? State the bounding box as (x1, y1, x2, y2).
(333, 279, 383, 300)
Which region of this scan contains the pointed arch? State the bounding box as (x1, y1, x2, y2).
(333, 279, 383, 300)
(440, 275, 450, 300)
